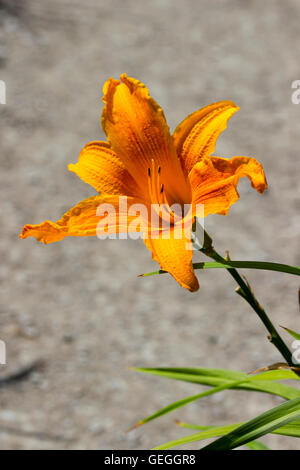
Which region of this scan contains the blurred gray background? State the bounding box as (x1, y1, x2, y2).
(0, 0, 299, 450)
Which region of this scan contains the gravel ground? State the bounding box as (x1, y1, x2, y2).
(0, 0, 299, 450)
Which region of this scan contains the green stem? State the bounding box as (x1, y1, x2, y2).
(199, 229, 297, 370)
(141, 261, 300, 277)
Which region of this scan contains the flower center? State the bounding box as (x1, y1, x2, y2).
(147, 159, 183, 225)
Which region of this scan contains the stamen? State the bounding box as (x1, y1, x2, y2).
(156, 165, 162, 203)
(151, 159, 159, 203)
(147, 166, 154, 206)
(146, 161, 181, 227)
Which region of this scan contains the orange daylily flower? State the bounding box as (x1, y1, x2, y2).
(20, 74, 267, 292)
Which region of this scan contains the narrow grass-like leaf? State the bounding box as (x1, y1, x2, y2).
(245, 440, 269, 450)
(133, 367, 300, 400)
(132, 371, 300, 428)
(280, 326, 300, 341)
(176, 423, 269, 449)
(273, 419, 300, 437)
(250, 364, 300, 375)
(131, 378, 247, 429)
(250, 370, 300, 381)
(154, 424, 239, 450)
(177, 419, 300, 437)
(201, 397, 300, 450)
(155, 418, 300, 449)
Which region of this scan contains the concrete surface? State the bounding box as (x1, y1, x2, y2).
(0, 0, 299, 449)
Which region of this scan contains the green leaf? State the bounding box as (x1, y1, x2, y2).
(245, 440, 269, 450)
(280, 326, 300, 341)
(249, 370, 300, 381)
(132, 378, 248, 429)
(140, 261, 300, 278)
(132, 369, 300, 428)
(154, 424, 240, 450)
(178, 419, 300, 437)
(133, 367, 300, 400)
(154, 418, 300, 450)
(201, 397, 300, 450)
(273, 419, 300, 437)
(180, 423, 270, 449)
(131, 368, 300, 430)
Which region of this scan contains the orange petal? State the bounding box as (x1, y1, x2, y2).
(190, 156, 267, 216)
(20, 195, 148, 244)
(101, 74, 191, 204)
(210, 156, 268, 194)
(173, 101, 239, 174)
(68, 141, 143, 199)
(144, 229, 199, 292)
